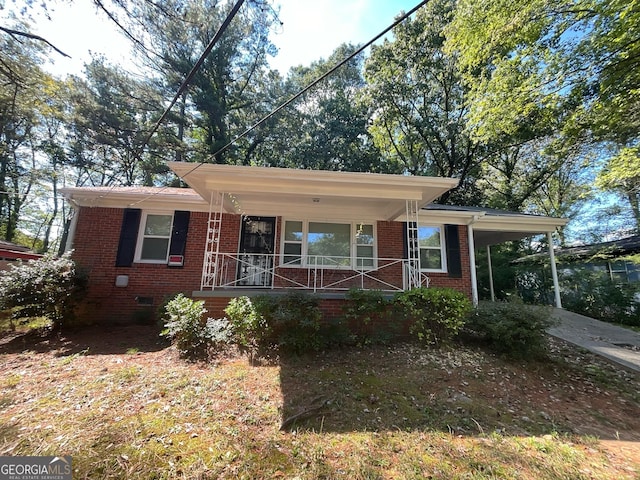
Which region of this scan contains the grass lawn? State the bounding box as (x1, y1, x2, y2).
(1, 323, 640, 479)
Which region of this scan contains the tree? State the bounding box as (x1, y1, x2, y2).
(0, 1, 71, 88)
(254, 44, 381, 172)
(362, 0, 483, 204)
(446, 0, 640, 232)
(67, 58, 174, 186)
(110, 0, 280, 165)
(596, 146, 640, 233)
(480, 143, 552, 212)
(0, 29, 48, 242)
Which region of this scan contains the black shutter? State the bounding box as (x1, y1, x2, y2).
(169, 210, 190, 258)
(115, 208, 141, 267)
(444, 224, 462, 278)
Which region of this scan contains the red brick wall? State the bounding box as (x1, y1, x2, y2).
(71, 208, 472, 324)
(426, 225, 473, 299)
(374, 221, 473, 299)
(71, 207, 240, 324)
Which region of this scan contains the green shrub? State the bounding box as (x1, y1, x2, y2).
(341, 289, 399, 345)
(561, 270, 640, 326)
(162, 294, 232, 360)
(342, 289, 391, 325)
(0, 252, 87, 330)
(224, 296, 269, 355)
(466, 301, 556, 359)
(225, 292, 324, 356)
(394, 287, 472, 346)
(257, 292, 324, 355)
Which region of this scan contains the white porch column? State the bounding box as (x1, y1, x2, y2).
(468, 224, 479, 306)
(486, 245, 495, 302)
(547, 231, 562, 308)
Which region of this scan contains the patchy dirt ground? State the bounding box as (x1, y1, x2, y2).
(1, 325, 639, 479)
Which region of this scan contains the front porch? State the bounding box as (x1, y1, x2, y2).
(196, 252, 431, 294)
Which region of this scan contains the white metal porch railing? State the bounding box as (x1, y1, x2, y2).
(199, 253, 430, 292)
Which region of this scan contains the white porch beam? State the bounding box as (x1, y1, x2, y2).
(547, 231, 562, 308)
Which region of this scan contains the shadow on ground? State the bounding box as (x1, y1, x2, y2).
(0, 324, 167, 356)
(277, 339, 640, 441)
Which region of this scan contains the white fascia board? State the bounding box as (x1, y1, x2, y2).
(168, 161, 458, 203)
(473, 215, 568, 233)
(59, 188, 210, 212)
(393, 209, 476, 224)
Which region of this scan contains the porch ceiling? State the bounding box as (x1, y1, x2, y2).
(167, 162, 459, 221)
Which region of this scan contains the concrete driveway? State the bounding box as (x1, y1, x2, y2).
(549, 308, 640, 373)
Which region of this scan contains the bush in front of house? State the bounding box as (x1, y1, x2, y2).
(394, 287, 472, 346)
(341, 289, 401, 345)
(465, 300, 556, 359)
(225, 292, 325, 356)
(224, 296, 270, 356)
(162, 293, 233, 360)
(0, 252, 87, 330)
(262, 292, 324, 354)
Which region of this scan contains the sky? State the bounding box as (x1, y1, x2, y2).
(21, 0, 420, 77)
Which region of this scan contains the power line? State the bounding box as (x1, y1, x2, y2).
(128, 0, 431, 207)
(139, 0, 246, 152)
(96, 0, 247, 202)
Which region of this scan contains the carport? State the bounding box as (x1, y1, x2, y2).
(423, 205, 569, 307)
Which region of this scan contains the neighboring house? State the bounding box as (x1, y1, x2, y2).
(0, 240, 42, 271)
(516, 234, 640, 284)
(60, 163, 567, 324)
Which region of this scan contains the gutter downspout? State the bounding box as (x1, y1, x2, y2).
(547, 231, 562, 308)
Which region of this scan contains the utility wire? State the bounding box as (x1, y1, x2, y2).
(139, 0, 246, 152)
(96, 0, 246, 201)
(128, 0, 431, 207)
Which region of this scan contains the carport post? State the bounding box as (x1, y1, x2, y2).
(547, 231, 562, 308)
(486, 245, 495, 302)
(468, 223, 479, 306)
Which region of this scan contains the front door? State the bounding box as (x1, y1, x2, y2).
(236, 216, 276, 286)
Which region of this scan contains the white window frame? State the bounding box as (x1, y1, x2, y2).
(417, 225, 447, 273)
(280, 220, 377, 270)
(134, 211, 174, 264)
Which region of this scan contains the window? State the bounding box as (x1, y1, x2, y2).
(281, 220, 376, 269)
(418, 226, 445, 271)
(283, 220, 303, 265)
(136, 212, 173, 263)
(308, 222, 350, 267)
(355, 224, 375, 268)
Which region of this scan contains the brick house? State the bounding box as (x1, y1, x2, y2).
(60, 163, 567, 324)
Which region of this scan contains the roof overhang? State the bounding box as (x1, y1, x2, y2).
(472, 215, 569, 247)
(168, 162, 459, 221)
(59, 186, 210, 212)
(414, 206, 569, 248)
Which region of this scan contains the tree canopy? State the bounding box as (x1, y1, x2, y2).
(0, 0, 636, 250)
